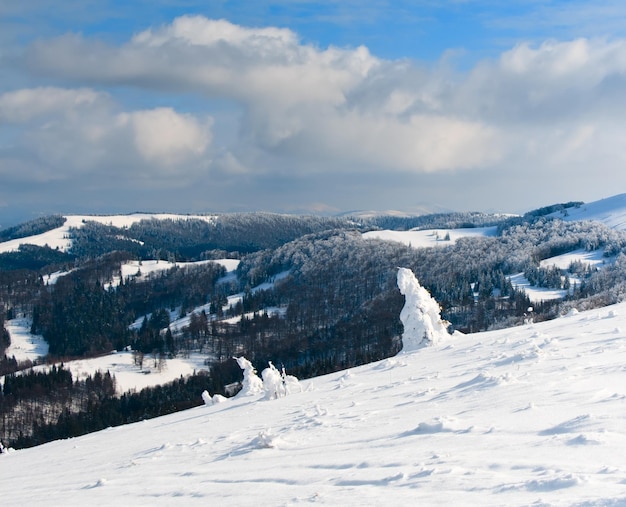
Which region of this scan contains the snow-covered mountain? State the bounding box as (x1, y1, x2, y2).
(2, 284, 626, 505)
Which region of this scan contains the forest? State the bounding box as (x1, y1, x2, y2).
(3, 205, 626, 448)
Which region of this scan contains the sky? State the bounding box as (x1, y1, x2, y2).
(3, 1, 626, 225)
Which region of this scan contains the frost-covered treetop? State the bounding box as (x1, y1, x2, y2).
(397, 267, 450, 351)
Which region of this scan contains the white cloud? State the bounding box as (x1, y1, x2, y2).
(121, 16, 499, 172)
(117, 108, 212, 166)
(0, 87, 213, 182)
(0, 87, 103, 122)
(459, 38, 626, 121)
(132, 16, 298, 49)
(36, 16, 626, 178)
(267, 110, 499, 173)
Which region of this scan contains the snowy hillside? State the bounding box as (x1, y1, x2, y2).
(363, 226, 498, 248)
(2, 297, 626, 505)
(554, 194, 626, 230)
(0, 213, 215, 254)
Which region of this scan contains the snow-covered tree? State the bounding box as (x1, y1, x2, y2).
(397, 267, 450, 351)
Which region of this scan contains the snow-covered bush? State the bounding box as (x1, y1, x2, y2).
(261, 362, 301, 400)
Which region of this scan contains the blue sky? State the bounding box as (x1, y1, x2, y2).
(2, 1, 626, 225)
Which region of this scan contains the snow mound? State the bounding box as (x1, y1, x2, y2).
(397, 268, 450, 352)
(201, 390, 211, 405)
(202, 390, 227, 406)
(250, 430, 285, 449)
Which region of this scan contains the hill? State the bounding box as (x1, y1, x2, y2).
(553, 193, 626, 230)
(1, 297, 625, 505)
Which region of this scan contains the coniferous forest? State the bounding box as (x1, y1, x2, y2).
(3, 205, 626, 448)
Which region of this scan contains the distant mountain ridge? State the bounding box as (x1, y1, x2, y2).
(2, 193, 626, 254)
(339, 202, 454, 219)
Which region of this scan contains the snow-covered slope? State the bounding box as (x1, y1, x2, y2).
(2, 300, 626, 505)
(555, 194, 626, 230)
(363, 226, 497, 248)
(4, 318, 48, 361)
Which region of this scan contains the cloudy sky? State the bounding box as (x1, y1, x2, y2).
(2, 1, 626, 225)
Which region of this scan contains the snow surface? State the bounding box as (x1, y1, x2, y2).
(110, 258, 240, 290)
(63, 352, 208, 394)
(1, 346, 209, 393)
(4, 318, 48, 362)
(508, 273, 570, 303)
(363, 226, 497, 249)
(553, 193, 626, 230)
(219, 307, 286, 325)
(42, 269, 75, 285)
(539, 248, 609, 271)
(2, 302, 626, 505)
(0, 213, 216, 254)
(118, 259, 240, 281)
(508, 249, 610, 303)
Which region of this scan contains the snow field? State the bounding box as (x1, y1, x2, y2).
(2, 318, 209, 393)
(4, 318, 48, 362)
(555, 193, 626, 230)
(2, 303, 626, 505)
(362, 226, 498, 249)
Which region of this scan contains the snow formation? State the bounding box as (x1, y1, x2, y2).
(234, 356, 264, 396)
(234, 357, 302, 400)
(261, 362, 302, 400)
(397, 267, 450, 351)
